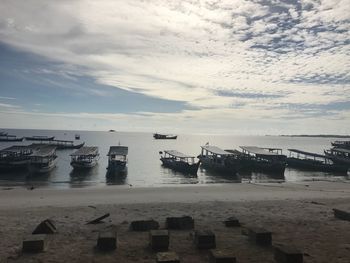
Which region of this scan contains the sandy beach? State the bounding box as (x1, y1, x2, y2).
(1, 181, 349, 262)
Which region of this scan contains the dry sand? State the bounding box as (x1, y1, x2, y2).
(0, 181, 349, 262)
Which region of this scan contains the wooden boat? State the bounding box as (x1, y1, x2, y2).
(70, 146, 99, 169)
(160, 150, 200, 175)
(31, 140, 85, 149)
(25, 136, 55, 141)
(198, 145, 240, 175)
(324, 148, 350, 167)
(0, 146, 33, 171)
(106, 146, 128, 173)
(153, 133, 177, 140)
(287, 149, 348, 173)
(0, 134, 24, 142)
(239, 146, 286, 174)
(0, 131, 8, 136)
(331, 140, 350, 149)
(28, 145, 58, 173)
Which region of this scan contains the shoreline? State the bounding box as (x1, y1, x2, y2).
(1, 181, 349, 210)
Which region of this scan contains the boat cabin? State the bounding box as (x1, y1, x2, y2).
(70, 146, 99, 168)
(240, 146, 286, 161)
(161, 150, 197, 164)
(288, 149, 331, 164)
(0, 146, 33, 170)
(107, 146, 128, 172)
(29, 145, 58, 173)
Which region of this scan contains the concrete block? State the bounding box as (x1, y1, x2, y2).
(22, 234, 47, 253)
(248, 227, 272, 246)
(156, 251, 180, 263)
(150, 230, 169, 251)
(209, 249, 237, 263)
(274, 244, 303, 263)
(194, 230, 216, 249)
(224, 217, 240, 227)
(97, 230, 117, 251)
(333, 209, 350, 221)
(166, 216, 194, 230)
(130, 219, 160, 231)
(32, 219, 57, 234)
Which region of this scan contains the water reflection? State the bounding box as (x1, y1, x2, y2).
(105, 169, 128, 185)
(199, 167, 242, 184)
(161, 165, 199, 184)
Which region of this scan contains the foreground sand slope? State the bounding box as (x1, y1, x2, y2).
(0, 182, 349, 262)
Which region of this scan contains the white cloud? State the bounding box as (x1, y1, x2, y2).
(0, 0, 349, 133)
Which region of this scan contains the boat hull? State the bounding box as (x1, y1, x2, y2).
(0, 159, 30, 171)
(324, 154, 350, 167)
(29, 157, 58, 174)
(0, 137, 24, 142)
(287, 157, 348, 173)
(71, 160, 98, 169)
(107, 160, 127, 174)
(199, 156, 238, 175)
(25, 136, 55, 141)
(160, 158, 200, 175)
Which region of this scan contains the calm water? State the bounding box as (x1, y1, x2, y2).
(0, 129, 349, 189)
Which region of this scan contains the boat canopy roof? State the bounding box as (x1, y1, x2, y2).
(288, 149, 326, 158)
(0, 145, 32, 153)
(332, 148, 350, 154)
(201, 145, 232, 155)
(107, 146, 128, 156)
(164, 150, 194, 158)
(71, 146, 98, 156)
(240, 146, 282, 156)
(30, 145, 56, 157)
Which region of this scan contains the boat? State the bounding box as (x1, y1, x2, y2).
(70, 146, 99, 169)
(198, 145, 240, 175)
(75, 134, 80, 140)
(0, 131, 8, 136)
(25, 136, 55, 141)
(30, 140, 85, 149)
(109, 130, 116, 132)
(0, 134, 24, 142)
(159, 150, 200, 175)
(106, 146, 128, 173)
(28, 145, 58, 173)
(153, 133, 177, 140)
(331, 140, 350, 149)
(287, 149, 348, 173)
(324, 148, 350, 167)
(0, 145, 33, 171)
(239, 146, 287, 174)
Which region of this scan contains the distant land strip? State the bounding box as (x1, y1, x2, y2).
(274, 135, 350, 138)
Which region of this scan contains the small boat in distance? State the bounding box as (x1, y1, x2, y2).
(28, 145, 58, 174)
(198, 145, 239, 175)
(109, 129, 116, 132)
(107, 146, 128, 173)
(70, 146, 99, 169)
(0, 134, 24, 142)
(239, 146, 287, 174)
(287, 149, 348, 173)
(331, 140, 350, 149)
(0, 146, 33, 171)
(75, 134, 80, 140)
(160, 150, 200, 175)
(25, 135, 55, 141)
(324, 148, 350, 167)
(153, 133, 177, 140)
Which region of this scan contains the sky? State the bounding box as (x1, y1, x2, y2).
(0, 0, 349, 135)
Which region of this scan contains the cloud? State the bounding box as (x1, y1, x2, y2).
(0, 0, 349, 133)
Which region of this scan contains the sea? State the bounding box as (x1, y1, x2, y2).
(0, 129, 349, 189)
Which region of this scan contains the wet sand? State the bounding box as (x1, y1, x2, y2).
(0, 182, 349, 262)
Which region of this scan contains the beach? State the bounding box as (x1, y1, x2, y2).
(0, 181, 349, 262)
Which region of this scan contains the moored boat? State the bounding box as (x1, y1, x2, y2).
(0, 145, 33, 171)
(198, 145, 240, 175)
(25, 136, 55, 141)
(75, 134, 80, 140)
(0, 135, 24, 142)
(30, 140, 84, 149)
(70, 146, 99, 169)
(153, 133, 177, 140)
(160, 150, 200, 175)
(287, 149, 348, 173)
(28, 145, 58, 174)
(106, 146, 128, 174)
(331, 140, 350, 149)
(239, 146, 286, 174)
(324, 148, 350, 167)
